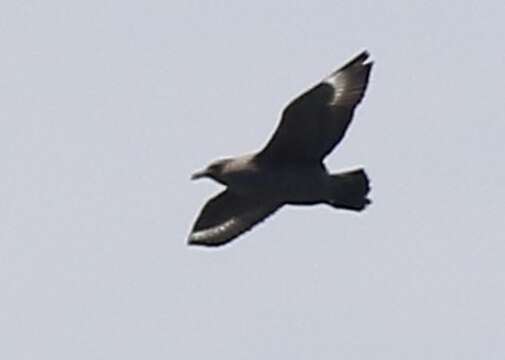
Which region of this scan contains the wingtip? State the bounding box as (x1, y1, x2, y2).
(187, 236, 197, 246)
(187, 234, 230, 248)
(357, 49, 370, 60)
(187, 235, 204, 247)
(340, 50, 372, 70)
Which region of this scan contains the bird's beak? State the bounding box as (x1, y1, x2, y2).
(191, 169, 208, 180)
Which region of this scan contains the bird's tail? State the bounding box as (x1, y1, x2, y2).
(328, 168, 371, 211)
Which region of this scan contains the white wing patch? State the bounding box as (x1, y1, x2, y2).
(324, 72, 349, 106)
(190, 218, 237, 242)
(323, 69, 368, 107)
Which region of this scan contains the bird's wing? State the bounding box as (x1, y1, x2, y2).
(256, 51, 372, 164)
(188, 190, 279, 247)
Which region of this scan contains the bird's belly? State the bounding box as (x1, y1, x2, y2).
(225, 169, 329, 204)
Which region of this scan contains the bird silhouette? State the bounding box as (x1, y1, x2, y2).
(188, 51, 373, 247)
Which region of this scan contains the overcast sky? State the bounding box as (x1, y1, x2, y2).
(2, 1, 505, 359)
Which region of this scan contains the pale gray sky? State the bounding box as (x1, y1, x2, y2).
(2, 1, 505, 359)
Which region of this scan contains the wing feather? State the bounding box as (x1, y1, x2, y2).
(188, 190, 279, 247)
(257, 51, 373, 164)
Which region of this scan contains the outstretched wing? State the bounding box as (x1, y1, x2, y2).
(256, 51, 373, 164)
(188, 190, 279, 247)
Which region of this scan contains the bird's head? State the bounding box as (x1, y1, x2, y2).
(191, 158, 231, 183)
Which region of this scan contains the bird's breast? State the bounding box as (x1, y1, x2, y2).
(223, 166, 330, 204)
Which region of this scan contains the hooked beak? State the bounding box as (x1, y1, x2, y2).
(191, 169, 209, 180)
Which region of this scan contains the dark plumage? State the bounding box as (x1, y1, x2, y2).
(188, 51, 373, 247)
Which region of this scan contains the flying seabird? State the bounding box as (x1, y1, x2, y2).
(188, 51, 373, 247)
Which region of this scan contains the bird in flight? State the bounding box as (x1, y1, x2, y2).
(188, 51, 373, 247)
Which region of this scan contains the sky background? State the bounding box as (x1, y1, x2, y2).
(2, 1, 505, 359)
